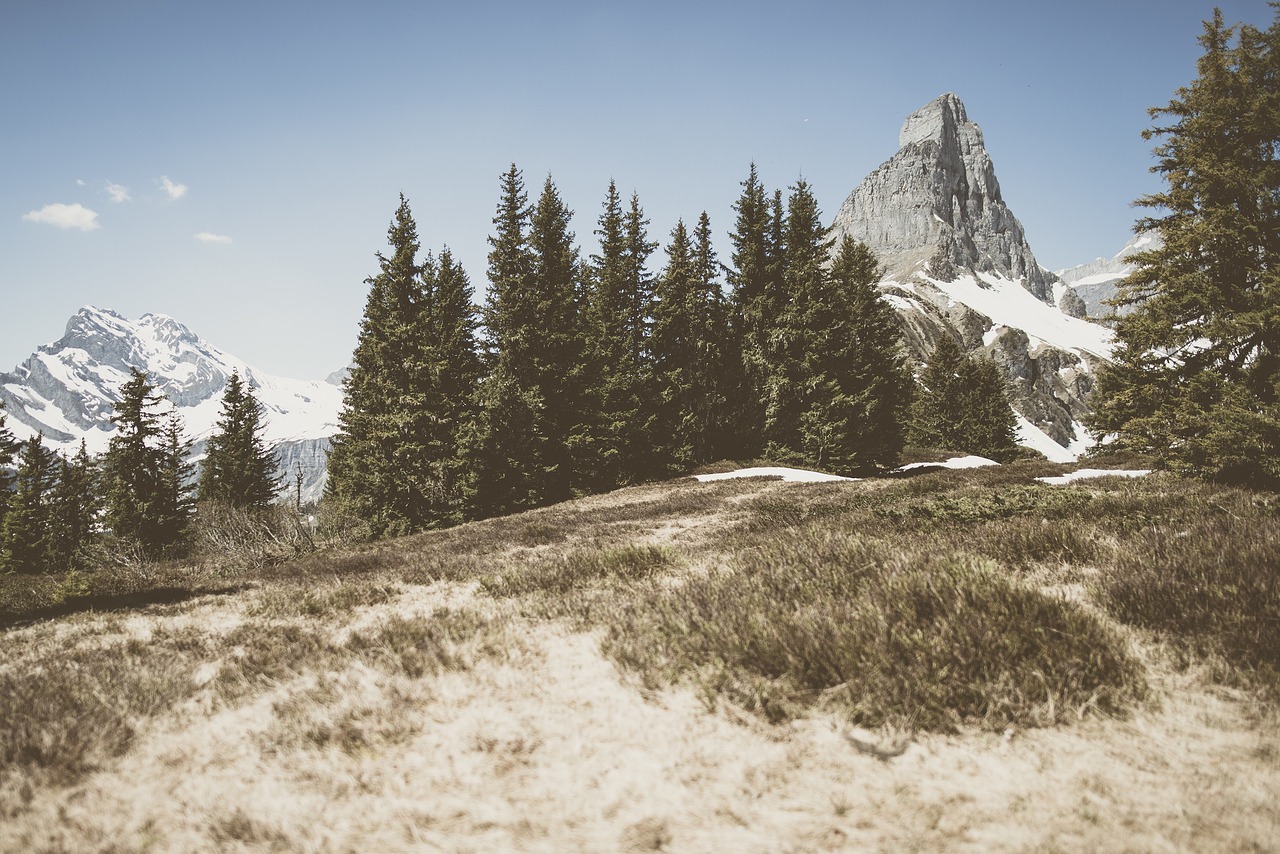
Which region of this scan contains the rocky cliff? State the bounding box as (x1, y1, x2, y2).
(830, 93, 1116, 459)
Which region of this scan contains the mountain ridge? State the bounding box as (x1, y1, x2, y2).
(0, 306, 342, 502)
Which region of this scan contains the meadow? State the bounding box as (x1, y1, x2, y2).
(1, 457, 1277, 851)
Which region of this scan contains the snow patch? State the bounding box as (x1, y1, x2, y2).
(896, 455, 999, 472)
(918, 272, 1113, 359)
(1036, 468, 1151, 485)
(693, 467, 856, 483)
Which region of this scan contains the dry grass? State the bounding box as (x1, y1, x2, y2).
(1, 468, 1278, 851)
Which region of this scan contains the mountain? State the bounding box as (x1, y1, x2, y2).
(1057, 230, 1161, 318)
(829, 93, 1114, 462)
(0, 307, 342, 502)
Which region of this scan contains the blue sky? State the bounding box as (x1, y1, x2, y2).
(2, 0, 1272, 379)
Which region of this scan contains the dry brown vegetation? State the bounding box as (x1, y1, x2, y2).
(2, 462, 1278, 851)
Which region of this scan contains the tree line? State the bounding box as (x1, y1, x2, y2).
(0, 368, 281, 573)
(325, 165, 1018, 537)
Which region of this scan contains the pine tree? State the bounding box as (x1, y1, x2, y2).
(650, 219, 701, 472)
(795, 237, 911, 472)
(762, 179, 831, 458)
(0, 434, 57, 573)
(330, 196, 483, 533)
(0, 402, 18, 534)
(199, 372, 280, 511)
(692, 212, 732, 462)
(580, 183, 659, 489)
(48, 440, 99, 571)
(100, 369, 194, 557)
(327, 194, 423, 535)
(910, 335, 1018, 461)
(1089, 7, 1280, 486)
(725, 164, 775, 459)
(468, 169, 585, 514)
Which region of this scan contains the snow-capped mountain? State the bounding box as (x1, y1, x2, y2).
(829, 93, 1117, 462)
(1057, 230, 1161, 318)
(0, 307, 343, 502)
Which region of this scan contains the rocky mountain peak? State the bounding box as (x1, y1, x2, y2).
(830, 92, 1051, 300)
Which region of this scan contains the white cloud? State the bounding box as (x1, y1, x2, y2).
(22, 203, 101, 231)
(76, 178, 86, 187)
(105, 181, 131, 203)
(194, 231, 232, 245)
(160, 176, 188, 200)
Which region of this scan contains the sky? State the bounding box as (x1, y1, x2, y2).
(2, 0, 1273, 380)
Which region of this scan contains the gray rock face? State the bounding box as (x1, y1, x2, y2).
(831, 93, 1053, 300)
(1057, 230, 1161, 319)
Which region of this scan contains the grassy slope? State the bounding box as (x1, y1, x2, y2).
(1, 465, 1278, 851)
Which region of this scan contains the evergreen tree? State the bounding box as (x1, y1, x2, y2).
(0, 434, 57, 573)
(199, 372, 280, 511)
(650, 219, 701, 472)
(725, 164, 775, 458)
(0, 402, 18, 533)
(796, 237, 911, 472)
(101, 368, 194, 557)
(692, 212, 732, 460)
(1089, 7, 1280, 486)
(910, 335, 1018, 461)
(330, 196, 482, 534)
(580, 183, 658, 489)
(762, 179, 831, 457)
(468, 169, 585, 514)
(48, 440, 99, 571)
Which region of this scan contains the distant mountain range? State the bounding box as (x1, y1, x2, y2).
(0, 307, 341, 502)
(1, 93, 1151, 479)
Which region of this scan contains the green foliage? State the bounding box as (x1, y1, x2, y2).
(578, 182, 658, 490)
(47, 440, 99, 571)
(328, 195, 481, 535)
(1090, 8, 1280, 488)
(99, 368, 193, 558)
(0, 402, 17, 533)
(0, 434, 57, 573)
(650, 215, 730, 473)
(467, 170, 586, 514)
(910, 335, 1019, 461)
(199, 372, 280, 511)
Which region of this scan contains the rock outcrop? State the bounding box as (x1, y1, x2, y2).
(831, 93, 1054, 301)
(829, 93, 1116, 458)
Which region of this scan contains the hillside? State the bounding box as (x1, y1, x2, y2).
(2, 461, 1277, 851)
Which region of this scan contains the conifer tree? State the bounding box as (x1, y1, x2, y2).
(650, 219, 701, 472)
(580, 183, 659, 489)
(1089, 7, 1280, 486)
(0, 434, 57, 573)
(48, 440, 98, 571)
(0, 402, 18, 533)
(763, 179, 831, 457)
(910, 335, 1018, 461)
(693, 212, 732, 459)
(468, 170, 584, 514)
(199, 372, 280, 511)
(796, 237, 911, 472)
(330, 196, 482, 533)
(725, 164, 775, 458)
(101, 368, 191, 556)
